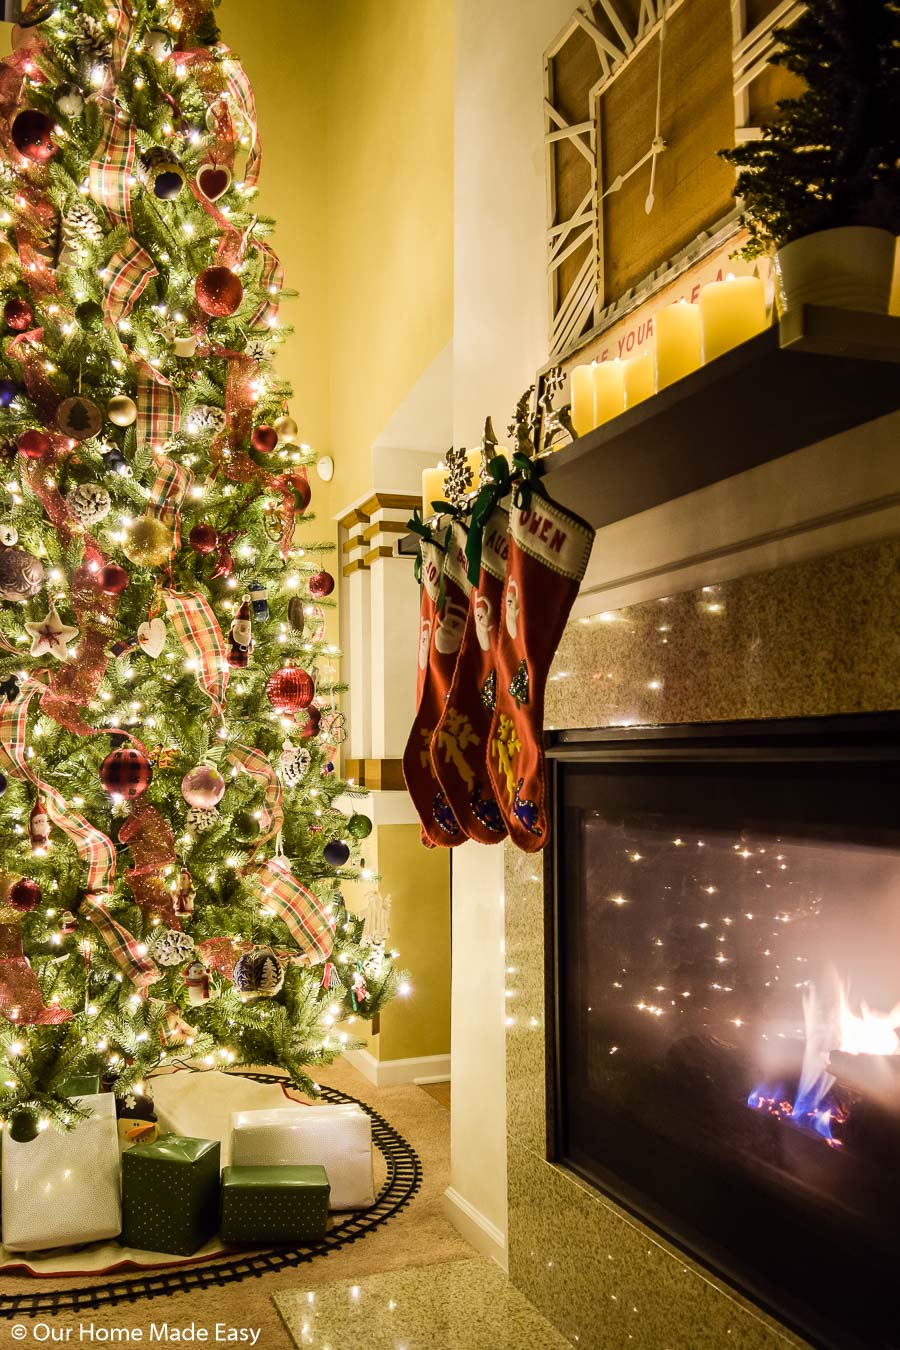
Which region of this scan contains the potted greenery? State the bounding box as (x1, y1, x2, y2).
(721, 0, 900, 314)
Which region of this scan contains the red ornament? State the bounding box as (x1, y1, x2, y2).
(195, 266, 243, 318)
(188, 523, 218, 554)
(265, 666, 315, 717)
(4, 298, 34, 332)
(308, 569, 335, 598)
(97, 563, 129, 595)
(300, 705, 322, 739)
(11, 109, 56, 163)
(9, 877, 41, 912)
(99, 747, 153, 800)
(17, 429, 51, 460)
(280, 473, 311, 513)
(251, 425, 278, 454)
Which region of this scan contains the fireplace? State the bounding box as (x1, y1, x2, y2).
(550, 715, 900, 1350)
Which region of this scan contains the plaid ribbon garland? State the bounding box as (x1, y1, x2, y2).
(227, 744, 283, 849)
(148, 448, 193, 547)
(249, 242, 284, 329)
(80, 893, 160, 992)
(251, 858, 335, 963)
(89, 108, 136, 232)
(107, 0, 135, 71)
(0, 685, 115, 894)
(163, 589, 229, 715)
(103, 239, 157, 324)
(222, 53, 262, 187)
(137, 362, 181, 448)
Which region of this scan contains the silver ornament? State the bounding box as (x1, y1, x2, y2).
(0, 545, 44, 602)
(153, 928, 195, 967)
(0, 523, 18, 547)
(65, 481, 111, 528)
(279, 739, 311, 787)
(187, 805, 219, 834)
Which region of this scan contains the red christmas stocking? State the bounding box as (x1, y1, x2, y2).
(402, 521, 471, 846)
(432, 508, 509, 844)
(485, 493, 594, 851)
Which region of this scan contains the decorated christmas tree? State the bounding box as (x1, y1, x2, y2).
(0, 0, 397, 1144)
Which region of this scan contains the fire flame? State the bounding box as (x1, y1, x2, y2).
(836, 985, 900, 1056)
(747, 975, 900, 1148)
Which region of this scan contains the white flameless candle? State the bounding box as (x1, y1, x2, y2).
(698, 273, 767, 364)
(623, 351, 654, 410)
(422, 463, 446, 517)
(593, 358, 626, 425)
(655, 299, 702, 391)
(570, 363, 596, 437)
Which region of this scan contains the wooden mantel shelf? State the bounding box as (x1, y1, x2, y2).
(397, 306, 900, 555)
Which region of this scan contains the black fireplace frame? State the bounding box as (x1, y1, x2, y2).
(546, 711, 900, 1350)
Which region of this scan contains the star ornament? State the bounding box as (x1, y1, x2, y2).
(25, 606, 79, 661)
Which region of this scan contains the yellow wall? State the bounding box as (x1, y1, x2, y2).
(222, 2, 454, 1068)
(322, 0, 455, 505)
(376, 825, 451, 1059)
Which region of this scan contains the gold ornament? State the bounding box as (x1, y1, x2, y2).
(273, 414, 298, 444)
(122, 515, 173, 567)
(107, 394, 138, 427)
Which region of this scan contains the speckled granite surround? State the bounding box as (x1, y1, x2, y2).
(505, 536, 900, 1350)
(275, 1256, 571, 1348)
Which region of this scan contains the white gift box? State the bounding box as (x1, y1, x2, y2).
(230, 1104, 375, 1211)
(2, 1093, 121, 1251)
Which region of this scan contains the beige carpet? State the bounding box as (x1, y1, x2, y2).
(0, 1060, 471, 1349)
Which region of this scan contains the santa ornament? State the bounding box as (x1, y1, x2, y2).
(171, 868, 195, 918)
(29, 798, 50, 855)
(227, 598, 253, 669)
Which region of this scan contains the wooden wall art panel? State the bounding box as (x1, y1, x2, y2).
(544, 0, 804, 358)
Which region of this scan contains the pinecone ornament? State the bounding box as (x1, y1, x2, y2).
(185, 404, 227, 439)
(61, 199, 103, 261)
(153, 928, 195, 967)
(74, 12, 112, 64)
(187, 805, 219, 834)
(279, 739, 311, 787)
(65, 481, 111, 528)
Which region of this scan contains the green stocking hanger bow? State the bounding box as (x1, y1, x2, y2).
(465, 453, 512, 585)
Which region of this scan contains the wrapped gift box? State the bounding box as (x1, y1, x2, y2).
(230, 1104, 375, 1210)
(2, 1093, 121, 1251)
(121, 1134, 220, 1256)
(220, 1164, 329, 1243)
(150, 1070, 294, 1164)
(57, 1074, 102, 1098)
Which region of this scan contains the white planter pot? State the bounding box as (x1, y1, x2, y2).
(774, 226, 896, 314)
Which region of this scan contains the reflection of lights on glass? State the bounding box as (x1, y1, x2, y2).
(610, 895, 627, 906)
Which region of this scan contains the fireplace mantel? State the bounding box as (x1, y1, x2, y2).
(543, 305, 900, 534)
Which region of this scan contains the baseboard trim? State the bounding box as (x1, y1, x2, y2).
(443, 1187, 507, 1270)
(344, 1048, 451, 1088)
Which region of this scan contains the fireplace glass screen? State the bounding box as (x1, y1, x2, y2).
(553, 720, 900, 1350)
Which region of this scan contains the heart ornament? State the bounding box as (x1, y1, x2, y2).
(197, 164, 232, 202)
(137, 617, 167, 659)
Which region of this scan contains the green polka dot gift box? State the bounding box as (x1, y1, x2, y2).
(121, 1133, 221, 1256)
(220, 1164, 330, 1243)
